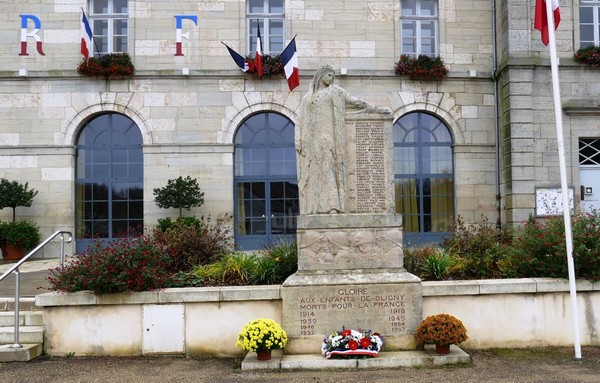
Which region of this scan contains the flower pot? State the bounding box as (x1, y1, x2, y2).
(435, 344, 450, 355)
(3, 244, 26, 260)
(256, 349, 272, 361)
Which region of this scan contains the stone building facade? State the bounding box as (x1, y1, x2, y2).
(0, 0, 599, 255)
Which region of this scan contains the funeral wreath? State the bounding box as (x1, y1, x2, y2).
(321, 327, 383, 359)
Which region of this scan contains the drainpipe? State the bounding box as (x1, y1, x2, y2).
(492, 0, 502, 230)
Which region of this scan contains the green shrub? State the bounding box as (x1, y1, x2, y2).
(442, 216, 512, 279)
(193, 253, 257, 286)
(253, 240, 297, 285)
(153, 216, 232, 271)
(508, 213, 600, 281)
(163, 270, 204, 288)
(47, 237, 174, 294)
(156, 216, 202, 232)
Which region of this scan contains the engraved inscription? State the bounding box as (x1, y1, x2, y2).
(355, 122, 386, 212)
(296, 287, 407, 335)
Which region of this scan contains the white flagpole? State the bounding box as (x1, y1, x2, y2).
(544, 0, 582, 360)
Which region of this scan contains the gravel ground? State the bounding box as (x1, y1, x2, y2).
(1, 347, 599, 383)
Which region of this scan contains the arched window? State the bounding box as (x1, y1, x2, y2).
(394, 112, 454, 246)
(234, 112, 298, 250)
(75, 113, 143, 253)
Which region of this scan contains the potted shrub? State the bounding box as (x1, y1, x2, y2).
(0, 178, 39, 259)
(236, 318, 288, 360)
(395, 54, 449, 81)
(0, 220, 41, 260)
(574, 45, 600, 68)
(415, 313, 468, 354)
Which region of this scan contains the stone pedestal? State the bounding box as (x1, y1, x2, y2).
(282, 269, 421, 354)
(297, 214, 403, 271)
(283, 212, 422, 355)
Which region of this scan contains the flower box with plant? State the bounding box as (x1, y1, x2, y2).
(77, 53, 135, 80)
(245, 54, 285, 77)
(236, 318, 288, 360)
(574, 45, 600, 69)
(395, 54, 448, 81)
(321, 327, 383, 359)
(415, 313, 468, 354)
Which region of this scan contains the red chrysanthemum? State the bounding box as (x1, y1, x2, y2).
(348, 339, 359, 350)
(360, 337, 371, 348)
(341, 329, 352, 337)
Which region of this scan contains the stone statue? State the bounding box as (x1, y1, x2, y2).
(295, 65, 390, 215)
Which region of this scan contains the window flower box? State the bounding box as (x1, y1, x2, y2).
(77, 53, 135, 80)
(245, 54, 285, 77)
(395, 54, 448, 81)
(574, 45, 600, 69)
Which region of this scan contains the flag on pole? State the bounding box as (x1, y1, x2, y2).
(281, 36, 300, 91)
(254, 21, 264, 77)
(534, 0, 560, 45)
(534, 0, 582, 360)
(222, 42, 249, 72)
(80, 9, 93, 61)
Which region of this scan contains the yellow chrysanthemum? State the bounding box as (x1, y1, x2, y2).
(236, 318, 288, 352)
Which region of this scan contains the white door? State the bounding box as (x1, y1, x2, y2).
(580, 167, 600, 212)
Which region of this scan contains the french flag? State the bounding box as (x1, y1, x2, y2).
(81, 9, 93, 61)
(223, 42, 249, 72)
(534, 0, 560, 46)
(281, 36, 299, 91)
(254, 22, 264, 77)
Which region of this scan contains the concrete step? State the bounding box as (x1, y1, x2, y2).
(0, 311, 43, 326)
(241, 345, 472, 371)
(0, 325, 44, 344)
(0, 343, 43, 362)
(0, 298, 37, 311)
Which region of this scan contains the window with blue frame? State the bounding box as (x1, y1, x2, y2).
(234, 112, 298, 250)
(75, 113, 143, 253)
(394, 112, 454, 246)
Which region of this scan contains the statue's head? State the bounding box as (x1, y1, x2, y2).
(312, 65, 335, 90)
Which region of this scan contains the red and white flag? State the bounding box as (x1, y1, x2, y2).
(254, 21, 264, 77)
(534, 0, 560, 46)
(281, 36, 299, 91)
(81, 9, 93, 61)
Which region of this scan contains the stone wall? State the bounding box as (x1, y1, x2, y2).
(37, 278, 600, 356)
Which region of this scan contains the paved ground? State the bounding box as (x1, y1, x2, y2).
(0, 347, 599, 383)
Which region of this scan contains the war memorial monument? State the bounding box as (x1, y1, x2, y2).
(282, 65, 423, 354)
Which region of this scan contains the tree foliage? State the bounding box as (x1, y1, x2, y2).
(0, 178, 39, 222)
(153, 176, 204, 217)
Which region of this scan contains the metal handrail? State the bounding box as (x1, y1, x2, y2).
(0, 230, 72, 348)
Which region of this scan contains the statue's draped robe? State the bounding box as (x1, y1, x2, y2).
(296, 84, 378, 215)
